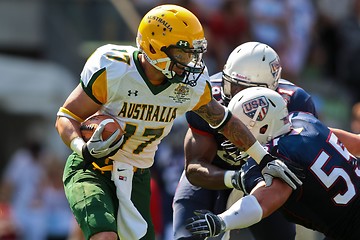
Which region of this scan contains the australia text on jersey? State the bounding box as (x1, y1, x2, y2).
(118, 102, 177, 123)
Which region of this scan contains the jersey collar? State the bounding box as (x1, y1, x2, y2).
(133, 50, 172, 95)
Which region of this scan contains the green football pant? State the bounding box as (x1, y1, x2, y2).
(62, 153, 155, 240)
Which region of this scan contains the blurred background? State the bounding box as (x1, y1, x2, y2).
(0, 0, 360, 239)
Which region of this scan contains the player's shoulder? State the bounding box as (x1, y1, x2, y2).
(277, 78, 309, 96)
(209, 72, 223, 102)
(210, 72, 222, 87)
(210, 72, 223, 82)
(94, 44, 137, 56)
(198, 66, 211, 84)
(278, 79, 300, 90)
(278, 79, 295, 86)
(188, 66, 212, 99)
(90, 44, 138, 77)
(289, 112, 320, 127)
(281, 112, 321, 142)
(93, 44, 136, 64)
(81, 44, 138, 86)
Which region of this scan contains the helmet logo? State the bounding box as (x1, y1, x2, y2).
(270, 57, 281, 78)
(233, 73, 250, 82)
(242, 96, 269, 121)
(177, 40, 190, 48)
(147, 15, 173, 32)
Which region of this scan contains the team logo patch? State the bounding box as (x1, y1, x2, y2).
(177, 40, 190, 48)
(118, 176, 127, 181)
(174, 84, 189, 95)
(128, 90, 138, 96)
(169, 84, 190, 103)
(242, 96, 269, 121)
(270, 57, 281, 78)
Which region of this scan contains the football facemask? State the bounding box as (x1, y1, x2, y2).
(161, 41, 207, 86)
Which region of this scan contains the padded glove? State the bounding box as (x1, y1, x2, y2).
(82, 119, 123, 171)
(233, 158, 264, 194)
(263, 159, 304, 190)
(185, 210, 225, 239)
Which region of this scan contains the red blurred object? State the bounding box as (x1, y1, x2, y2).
(0, 203, 19, 240)
(150, 178, 163, 237)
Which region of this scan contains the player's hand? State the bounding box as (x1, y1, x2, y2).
(262, 159, 304, 190)
(185, 210, 225, 239)
(82, 119, 123, 170)
(233, 158, 264, 194)
(221, 139, 249, 162)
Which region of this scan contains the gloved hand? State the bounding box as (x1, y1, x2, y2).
(232, 158, 264, 194)
(262, 159, 304, 190)
(185, 210, 225, 239)
(82, 119, 123, 171)
(221, 139, 249, 163)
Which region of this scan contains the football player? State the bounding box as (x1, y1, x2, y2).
(186, 87, 360, 240)
(55, 6, 275, 240)
(173, 42, 318, 240)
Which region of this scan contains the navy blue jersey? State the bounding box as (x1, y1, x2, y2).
(264, 112, 360, 239)
(277, 79, 318, 118)
(185, 73, 318, 169)
(174, 73, 304, 240)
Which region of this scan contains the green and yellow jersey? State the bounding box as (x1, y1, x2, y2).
(80, 44, 212, 168)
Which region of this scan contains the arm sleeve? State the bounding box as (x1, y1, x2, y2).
(219, 195, 263, 230)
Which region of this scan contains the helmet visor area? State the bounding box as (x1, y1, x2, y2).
(162, 45, 205, 74)
(222, 73, 249, 100)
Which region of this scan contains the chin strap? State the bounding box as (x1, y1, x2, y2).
(142, 51, 174, 78)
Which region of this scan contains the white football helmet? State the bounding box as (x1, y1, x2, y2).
(228, 87, 291, 145)
(222, 42, 282, 104)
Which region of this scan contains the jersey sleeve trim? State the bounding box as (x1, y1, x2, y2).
(189, 125, 214, 137)
(192, 81, 212, 110)
(81, 67, 107, 105)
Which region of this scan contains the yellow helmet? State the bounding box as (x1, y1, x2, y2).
(137, 4, 207, 86)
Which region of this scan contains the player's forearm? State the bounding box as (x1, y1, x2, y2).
(221, 115, 256, 151)
(330, 128, 360, 157)
(194, 99, 267, 158)
(218, 182, 287, 231)
(221, 115, 268, 163)
(195, 100, 268, 163)
(186, 162, 228, 190)
(55, 116, 82, 147)
(219, 195, 263, 231)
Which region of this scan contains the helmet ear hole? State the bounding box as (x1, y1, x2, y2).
(260, 125, 268, 134)
(149, 44, 156, 54)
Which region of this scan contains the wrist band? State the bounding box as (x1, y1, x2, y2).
(224, 170, 236, 188)
(246, 141, 267, 164)
(70, 137, 85, 157)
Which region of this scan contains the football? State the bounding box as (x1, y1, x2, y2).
(80, 114, 123, 142)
